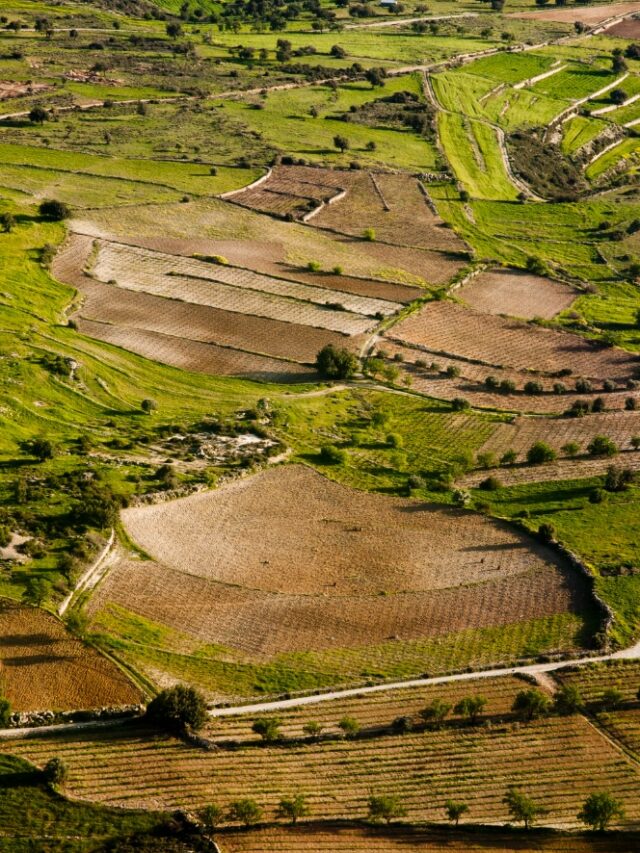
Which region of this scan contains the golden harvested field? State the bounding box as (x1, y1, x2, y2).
(457, 269, 576, 320)
(555, 660, 640, 703)
(477, 411, 640, 456)
(0, 601, 141, 712)
(217, 825, 640, 853)
(203, 674, 531, 742)
(389, 302, 638, 383)
(509, 1, 640, 23)
(120, 465, 574, 597)
(7, 713, 640, 827)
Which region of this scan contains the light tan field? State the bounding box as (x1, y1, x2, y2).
(509, 1, 640, 23)
(457, 269, 576, 320)
(120, 465, 573, 597)
(389, 301, 638, 383)
(0, 601, 140, 712)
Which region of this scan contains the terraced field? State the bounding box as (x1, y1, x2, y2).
(7, 712, 640, 826)
(388, 301, 639, 382)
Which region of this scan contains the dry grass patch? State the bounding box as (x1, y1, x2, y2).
(457, 269, 576, 320)
(0, 601, 141, 712)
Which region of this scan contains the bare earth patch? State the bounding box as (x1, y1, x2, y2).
(457, 269, 576, 320)
(0, 601, 141, 712)
(607, 17, 640, 36)
(121, 465, 572, 596)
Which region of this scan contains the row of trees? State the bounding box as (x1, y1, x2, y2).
(196, 789, 625, 832)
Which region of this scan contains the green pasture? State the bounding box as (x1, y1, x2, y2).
(222, 74, 440, 170)
(561, 115, 607, 155)
(473, 477, 640, 647)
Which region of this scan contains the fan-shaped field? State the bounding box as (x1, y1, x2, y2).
(84, 466, 594, 698)
(120, 465, 578, 597)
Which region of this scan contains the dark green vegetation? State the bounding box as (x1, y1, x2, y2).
(0, 753, 190, 851)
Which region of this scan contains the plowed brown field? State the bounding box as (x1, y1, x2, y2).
(477, 410, 640, 456)
(509, 1, 640, 23)
(0, 601, 140, 711)
(389, 301, 638, 382)
(88, 553, 584, 658)
(121, 465, 574, 596)
(76, 318, 314, 382)
(217, 825, 640, 852)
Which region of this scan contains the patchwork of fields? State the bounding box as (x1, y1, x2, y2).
(2, 0, 640, 847)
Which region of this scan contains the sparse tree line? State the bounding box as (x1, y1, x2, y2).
(193, 788, 625, 833)
(142, 687, 630, 835)
(147, 683, 640, 750)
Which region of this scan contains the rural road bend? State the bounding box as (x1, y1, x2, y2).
(0, 641, 638, 739)
(206, 643, 640, 718)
